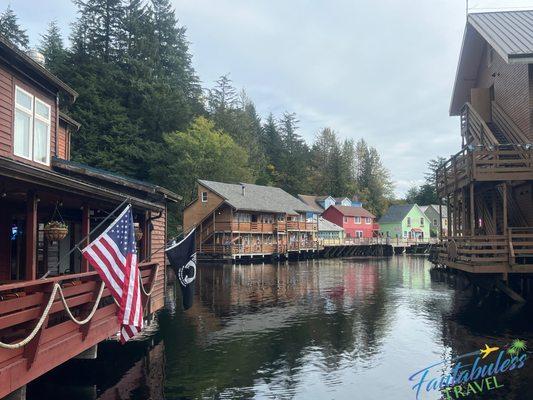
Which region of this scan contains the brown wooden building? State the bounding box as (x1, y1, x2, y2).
(0, 36, 179, 398)
(183, 180, 319, 259)
(436, 11, 533, 277)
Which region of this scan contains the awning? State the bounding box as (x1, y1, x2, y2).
(411, 228, 423, 232)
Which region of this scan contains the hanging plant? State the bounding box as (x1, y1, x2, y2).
(134, 223, 143, 242)
(44, 221, 68, 241)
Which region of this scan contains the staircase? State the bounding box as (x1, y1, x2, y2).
(486, 122, 510, 144)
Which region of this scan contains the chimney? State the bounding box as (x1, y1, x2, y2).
(26, 48, 46, 66)
(241, 184, 246, 196)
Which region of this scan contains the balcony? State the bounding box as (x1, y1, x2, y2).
(286, 221, 318, 231)
(436, 144, 533, 197)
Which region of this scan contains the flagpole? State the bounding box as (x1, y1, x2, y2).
(41, 197, 131, 279)
(138, 231, 186, 264)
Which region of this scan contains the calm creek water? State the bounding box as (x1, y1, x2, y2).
(28, 256, 533, 399)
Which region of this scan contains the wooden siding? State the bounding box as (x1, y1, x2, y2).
(57, 121, 69, 160)
(476, 44, 531, 138)
(149, 207, 166, 312)
(183, 184, 225, 233)
(0, 62, 66, 165)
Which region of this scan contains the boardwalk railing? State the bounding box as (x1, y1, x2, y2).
(437, 235, 509, 267)
(509, 228, 533, 264)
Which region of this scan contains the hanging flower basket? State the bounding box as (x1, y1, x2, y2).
(44, 221, 68, 242)
(134, 223, 143, 242)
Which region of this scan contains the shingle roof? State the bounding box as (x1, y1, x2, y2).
(378, 204, 416, 224)
(420, 204, 448, 216)
(469, 11, 533, 62)
(199, 180, 316, 214)
(297, 194, 325, 212)
(318, 217, 344, 232)
(328, 205, 375, 218)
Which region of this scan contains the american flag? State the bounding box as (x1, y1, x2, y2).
(81, 205, 143, 343)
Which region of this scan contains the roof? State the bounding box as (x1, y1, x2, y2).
(327, 205, 375, 218)
(297, 194, 325, 212)
(378, 204, 417, 224)
(0, 35, 78, 100)
(59, 112, 81, 131)
(469, 11, 533, 62)
(420, 204, 448, 216)
(52, 157, 181, 202)
(450, 10, 533, 115)
(334, 197, 350, 203)
(199, 180, 316, 214)
(318, 217, 344, 232)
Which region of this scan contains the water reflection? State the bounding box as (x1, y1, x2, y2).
(27, 257, 533, 399)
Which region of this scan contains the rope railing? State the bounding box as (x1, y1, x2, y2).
(0, 263, 159, 350)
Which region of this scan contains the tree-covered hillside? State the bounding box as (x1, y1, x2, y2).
(1, 1, 395, 234)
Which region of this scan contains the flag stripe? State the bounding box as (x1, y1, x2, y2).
(81, 205, 143, 343)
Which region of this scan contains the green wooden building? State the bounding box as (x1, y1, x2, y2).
(378, 204, 430, 239)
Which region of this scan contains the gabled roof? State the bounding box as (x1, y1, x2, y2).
(297, 194, 325, 212)
(0, 35, 78, 100)
(327, 205, 375, 218)
(199, 180, 316, 214)
(318, 217, 344, 232)
(420, 204, 448, 216)
(334, 197, 351, 203)
(379, 204, 419, 224)
(450, 10, 533, 115)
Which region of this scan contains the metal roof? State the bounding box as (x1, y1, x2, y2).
(378, 204, 417, 224)
(318, 217, 344, 232)
(199, 180, 316, 214)
(469, 11, 533, 63)
(450, 10, 533, 115)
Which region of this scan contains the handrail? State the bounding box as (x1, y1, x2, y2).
(491, 101, 530, 144)
(461, 103, 499, 147)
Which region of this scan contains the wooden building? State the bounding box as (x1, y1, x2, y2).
(183, 180, 319, 259)
(322, 205, 378, 239)
(379, 204, 430, 240)
(435, 11, 533, 276)
(0, 36, 179, 398)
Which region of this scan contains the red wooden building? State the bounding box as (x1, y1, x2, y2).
(322, 205, 378, 239)
(0, 36, 179, 398)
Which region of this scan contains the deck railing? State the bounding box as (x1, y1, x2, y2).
(0, 262, 159, 396)
(436, 144, 533, 196)
(437, 235, 509, 267)
(509, 228, 533, 264)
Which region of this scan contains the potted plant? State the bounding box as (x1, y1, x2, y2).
(44, 221, 68, 241)
(134, 222, 143, 242)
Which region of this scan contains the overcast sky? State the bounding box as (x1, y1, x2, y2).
(9, 0, 533, 196)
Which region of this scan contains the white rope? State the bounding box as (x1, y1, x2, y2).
(139, 263, 159, 297)
(0, 284, 59, 349)
(57, 282, 105, 325)
(0, 264, 158, 349)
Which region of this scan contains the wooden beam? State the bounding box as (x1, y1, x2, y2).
(81, 204, 90, 272)
(503, 183, 508, 234)
(25, 191, 37, 281)
(470, 183, 475, 236)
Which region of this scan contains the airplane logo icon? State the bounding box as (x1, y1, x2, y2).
(480, 344, 500, 359)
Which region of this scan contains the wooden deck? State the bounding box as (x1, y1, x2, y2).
(0, 262, 159, 398)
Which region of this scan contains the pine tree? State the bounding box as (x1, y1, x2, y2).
(39, 21, 66, 73)
(0, 6, 29, 49)
(278, 112, 310, 194)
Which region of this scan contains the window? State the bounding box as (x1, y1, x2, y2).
(433, 218, 437, 226)
(407, 217, 411, 227)
(201, 191, 208, 202)
(365, 217, 371, 224)
(343, 216, 348, 223)
(420, 218, 424, 226)
(354, 216, 361, 224)
(14, 87, 51, 165)
(356, 231, 363, 238)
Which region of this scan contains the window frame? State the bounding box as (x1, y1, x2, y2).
(420, 218, 424, 226)
(13, 86, 52, 166)
(354, 216, 361, 224)
(407, 217, 411, 227)
(201, 191, 208, 203)
(365, 217, 372, 224)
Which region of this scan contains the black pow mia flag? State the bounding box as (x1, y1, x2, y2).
(166, 228, 196, 310)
